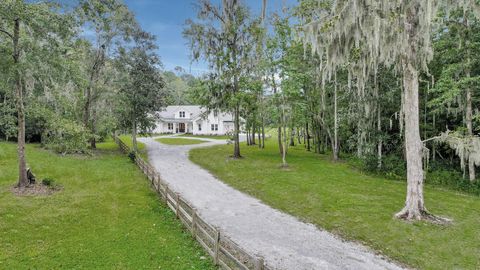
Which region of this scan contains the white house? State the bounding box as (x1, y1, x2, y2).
(153, 105, 238, 135)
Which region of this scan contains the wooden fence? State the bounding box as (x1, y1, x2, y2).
(114, 136, 273, 270)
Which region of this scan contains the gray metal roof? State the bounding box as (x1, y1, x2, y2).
(156, 105, 235, 122)
(156, 105, 204, 120)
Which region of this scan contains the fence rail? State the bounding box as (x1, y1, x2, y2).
(113, 135, 273, 270)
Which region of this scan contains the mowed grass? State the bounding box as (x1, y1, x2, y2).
(156, 138, 208, 145)
(0, 141, 214, 269)
(190, 140, 480, 269)
(179, 134, 231, 140)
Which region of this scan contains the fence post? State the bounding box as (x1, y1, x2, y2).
(164, 185, 169, 205)
(214, 228, 220, 265)
(160, 181, 166, 199)
(254, 256, 265, 270)
(155, 174, 160, 193)
(152, 171, 155, 188)
(175, 192, 180, 218)
(151, 170, 156, 188)
(191, 208, 197, 237)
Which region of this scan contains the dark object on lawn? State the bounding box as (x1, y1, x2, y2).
(26, 168, 36, 184)
(42, 178, 55, 186)
(128, 151, 136, 162)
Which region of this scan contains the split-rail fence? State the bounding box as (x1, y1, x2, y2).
(114, 135, 273, 270)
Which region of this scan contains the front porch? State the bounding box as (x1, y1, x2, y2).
(173, 122, 193, 134)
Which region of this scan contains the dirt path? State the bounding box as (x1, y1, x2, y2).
(139, 136, 404, 270)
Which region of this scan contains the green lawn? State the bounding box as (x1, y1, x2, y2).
(179, 134, 231, 140)
(0, 141, 214, 269)
(156, 138, 208, 145)
(189, 141, 480, 269)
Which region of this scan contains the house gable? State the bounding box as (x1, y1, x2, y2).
(157, 105, 203, 121)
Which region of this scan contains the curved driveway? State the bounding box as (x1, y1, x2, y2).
(139, 135, 404, 270)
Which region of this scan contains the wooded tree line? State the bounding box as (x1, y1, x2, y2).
(185, 0, 480, 221)
(0, 0, 196, 187)
(2, 0, 479, 222)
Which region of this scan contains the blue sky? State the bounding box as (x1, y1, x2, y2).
(123, 0, 297, 75)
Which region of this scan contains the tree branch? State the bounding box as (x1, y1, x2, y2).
(202, 1, 226, 25)
(0, 28, 13, 40)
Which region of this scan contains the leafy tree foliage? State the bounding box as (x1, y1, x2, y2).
(184, 0, 260, 158)
(116, 31, 166, 152)
(0, 1, 169, 188)
(0, 0, 75, 186)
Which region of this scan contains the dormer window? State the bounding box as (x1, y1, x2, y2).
(179, 111, 185, 118)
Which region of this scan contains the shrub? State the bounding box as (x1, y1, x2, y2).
(426, 169, 480, 195)
(42, 178, 55, 186)
(361, 153, 406, 180)
(128, 151, 136, 162)
(41, 178, 62, 190)
(359, 153, 480, 195)
(42, 118, 92, 154)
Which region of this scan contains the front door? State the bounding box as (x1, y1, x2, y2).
(178, 123, 185, 133)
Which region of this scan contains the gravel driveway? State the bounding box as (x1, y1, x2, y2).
(139, 135, 404, 270)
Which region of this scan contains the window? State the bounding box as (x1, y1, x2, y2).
(198, 124, 202, 131)
(211, 124, 218, 131)
(179, 111, 185, 118)
(168, 123, 173, 130)
(213, 111, 218, 117)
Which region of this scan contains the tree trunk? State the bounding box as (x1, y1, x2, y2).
(466, 86, 475, 181)
(84, 46, 105, 149)
(12, 19, 28, 187)
(252, 121, 256, 145)
(395, 61, 427, 220)
(289, 127, 295, 147)
(282, 119, 287, 167)
(233, 104, 241, 158)
(297, 127, 302, 144)
(132, 119, 138, 153)
(375, 76, 382, 169)
(261, 118, 265, 149)
(333, 75, 339, 161)
(90, 104, 97, 149)
(83, 86, 91, 130)
(306, 122, 310, 151)
(377, 108, 382, 169)
(281, 96, 288, 167)
(83, 73, 94, 149)
(356, 122, 361, 157)
(258, 124, 262, 148)
(303, 127, 306, 146)
(277, 126, 282, 154)
(465, 59, 475, 182)
(432, 113, 436, 162)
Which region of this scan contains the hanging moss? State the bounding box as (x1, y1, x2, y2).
(436, 130, 480, 176)
(301, 0, 480, 91)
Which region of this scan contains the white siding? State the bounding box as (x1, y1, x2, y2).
(153, 106, 238, 135)
(192, 112, 232, 135)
